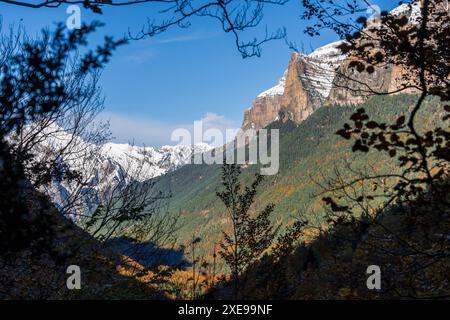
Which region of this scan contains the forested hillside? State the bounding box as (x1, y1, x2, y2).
(151, 94, 444, 254)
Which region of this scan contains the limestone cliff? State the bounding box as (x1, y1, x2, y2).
(241, 1, 424, 128)
(241, 41, 346, 131)
(325, 60, 395, 106)
(241, 86, 284, 130)
(326, 2, 422, 105)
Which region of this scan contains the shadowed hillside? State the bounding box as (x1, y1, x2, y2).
(205, 179, 450, 299)
(0, 186, 167, 299)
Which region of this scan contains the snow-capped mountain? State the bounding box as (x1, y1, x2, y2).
(255, 40, 345, 100)
(17, 123, 212, 217)
(305, 40, 347, 99)
(242, 41, 347, 131)
(102, 142, 212, 182)
(242, 1, 424, 130)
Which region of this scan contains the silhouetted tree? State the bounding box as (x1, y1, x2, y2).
(0, 21, 125, 255)
(302, 0, 450, 298)
(1, 20, 177, 256)
(216, 164, 278, 299)
(1, 0, 287, 58)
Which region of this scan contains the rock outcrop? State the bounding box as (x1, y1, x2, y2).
(325, 60, 394, 106)
(242, 1, 425, 127)
(326, 1, 423, 105)
(242, 41, 346, 131)
(241, 88, 284, 131)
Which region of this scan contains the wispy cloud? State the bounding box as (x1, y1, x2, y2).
(122, 32, 217, 64)
(123, 50, 157, 64)
(151, 32, 218, 44)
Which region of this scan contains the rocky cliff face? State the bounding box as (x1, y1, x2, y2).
(326, 2, 422, 105)
(325, 61, 393, 106)
(241, 41, 346, 131)
(241, 89, 284, 131)
(326, 60, 420, 106)
(280, 53, 321, 123)
(242, 2, 423, 127)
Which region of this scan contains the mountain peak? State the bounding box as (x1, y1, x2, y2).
(241, 1, 426, 130)
(27, 126, 212, 218)
(242, 41, 347, 131)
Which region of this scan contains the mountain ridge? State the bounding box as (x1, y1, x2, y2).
(242, 1, 422, 130)
(20, 123, 212, 217)
(242, 41, 346, 131)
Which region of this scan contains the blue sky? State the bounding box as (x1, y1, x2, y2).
(1, 0, 398, 146)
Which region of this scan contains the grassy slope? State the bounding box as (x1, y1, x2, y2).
(151, 94, 443, 253)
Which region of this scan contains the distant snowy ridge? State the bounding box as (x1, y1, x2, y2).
(21, 124, 212, 217)
(102, 141, 212, 182)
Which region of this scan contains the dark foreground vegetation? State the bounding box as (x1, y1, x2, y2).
(0, 0, 449, 299)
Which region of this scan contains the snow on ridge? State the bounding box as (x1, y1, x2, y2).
(26, 122, 213, 181)
(255, 40, 347, 101)
(257, 71, 287, 98)
(308, 40, 345, 61)
(303, 41, 348, 99)
(259, 1, 420, 101)
(102, 141, 212, 181)
(390, 0, 421, 18)
(23, 123, 213, 217)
